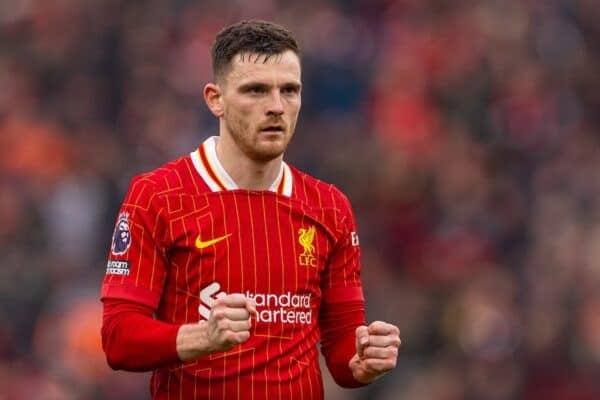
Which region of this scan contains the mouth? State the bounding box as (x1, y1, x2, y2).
(259, 125, 285, 134)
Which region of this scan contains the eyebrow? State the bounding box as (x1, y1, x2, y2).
(238, 82, 269, 92)
(237, 81, 301, 91)
(281, 82, 301, 91)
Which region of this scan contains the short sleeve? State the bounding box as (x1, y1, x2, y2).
(101, 176, 169, 309)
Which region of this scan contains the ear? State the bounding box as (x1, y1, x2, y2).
(203, 83, 224, 117)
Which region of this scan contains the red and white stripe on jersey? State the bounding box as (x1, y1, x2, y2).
(190, 136, 293, 196)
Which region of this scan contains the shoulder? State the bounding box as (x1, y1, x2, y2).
(127, 157, 196, 203)
(127, 155, 209, 199)
(289, 165, 354, 213)
(136, 156, 188, 187)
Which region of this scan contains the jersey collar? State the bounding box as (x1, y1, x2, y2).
(190, 136, 293, 196)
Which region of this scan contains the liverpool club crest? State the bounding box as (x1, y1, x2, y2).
(298, 225, 317, 267)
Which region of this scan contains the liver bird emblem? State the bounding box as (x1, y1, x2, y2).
(298, 226, 316, 256)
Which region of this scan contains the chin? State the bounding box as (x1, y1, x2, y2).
(250, 145, 287, 162)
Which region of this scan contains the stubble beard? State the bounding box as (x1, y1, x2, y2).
(224, 111, 295, 163)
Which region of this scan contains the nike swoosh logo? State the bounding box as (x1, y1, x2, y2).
(195, 233, 231, 249)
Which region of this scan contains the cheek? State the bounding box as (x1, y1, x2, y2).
(225, 108, 251, 134)
(288, 105, 301, 124)
(230, 103, 259, 124)
(286, 98, 301, 115)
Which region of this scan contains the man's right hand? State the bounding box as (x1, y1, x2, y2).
(176, 294, 257, 362)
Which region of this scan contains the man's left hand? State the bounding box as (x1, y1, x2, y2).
(349, 321, 401, 384)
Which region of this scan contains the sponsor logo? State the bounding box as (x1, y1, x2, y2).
(106, 260, 130, 276)
(298, 225, 316, 267)
(351, 231, 360, 247)
(198, 282, 312, 325)
(199, 282, 227, 320)
(111, 212, 131, 256)
(195, 233, 231, 249)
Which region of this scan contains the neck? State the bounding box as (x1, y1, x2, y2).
(215, 135, 283, 191)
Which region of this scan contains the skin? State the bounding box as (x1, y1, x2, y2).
(176, 294, 257, 361)
(204, 50, 302, 190)
(176, 49, 401, 385)
(351, 322, 401, 383)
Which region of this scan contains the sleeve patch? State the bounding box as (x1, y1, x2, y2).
(106, 260, 130, 276)
(111, 212, 132, 255)
(351, 231, 359, 247)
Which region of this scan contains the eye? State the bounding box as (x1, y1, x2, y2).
(244, 85, 268, 95)
(281, 85, 300, 95)
(251, 87, 266, 94)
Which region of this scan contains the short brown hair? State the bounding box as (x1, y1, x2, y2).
(211, 20, 300, 82)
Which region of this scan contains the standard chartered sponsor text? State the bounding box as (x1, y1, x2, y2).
(245, 291, 312, 324)
(198, 282, 312, 324)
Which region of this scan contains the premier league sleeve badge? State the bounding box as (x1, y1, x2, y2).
(111, 212, 132, 256)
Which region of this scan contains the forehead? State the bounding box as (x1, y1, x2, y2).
(225, 50, 301, 86)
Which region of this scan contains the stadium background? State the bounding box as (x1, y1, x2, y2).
(1, 0, 599, 398)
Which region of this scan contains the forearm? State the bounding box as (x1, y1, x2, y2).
(102, 294, 257, 371)
(175, 321, 215, 361)
(319, 299, 367, 388)
(102, 299, 181, 371)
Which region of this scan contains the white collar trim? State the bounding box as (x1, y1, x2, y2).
(190, 136, 293, 196)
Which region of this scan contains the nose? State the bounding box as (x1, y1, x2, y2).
(266, 91, 284, 116)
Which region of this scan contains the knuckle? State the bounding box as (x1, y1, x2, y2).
(213, 297, 226, 307)
(211, 309, 225, 320)
(365, 359, 379, 371)
(216, 319, 230, 331)
(231, 321, 247, 332)
(383, 360, 396, 371)
(238, 331, 250, 342)
(236, 310, 249, 321)
(223, 331, 236, 343)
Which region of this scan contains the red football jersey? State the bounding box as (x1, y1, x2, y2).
(101, 137, 364, 399)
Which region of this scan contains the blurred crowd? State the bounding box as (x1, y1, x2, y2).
(1, 0, 599, 399)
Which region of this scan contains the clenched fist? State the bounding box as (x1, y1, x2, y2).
(176, 293, 257, 362)
(349, 321, 401, 384)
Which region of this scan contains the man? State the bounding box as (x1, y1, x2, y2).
(101, 20, 400, 399)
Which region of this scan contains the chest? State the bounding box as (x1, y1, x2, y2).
(165, 192, 336, 296)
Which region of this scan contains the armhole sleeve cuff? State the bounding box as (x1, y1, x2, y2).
(101, 284, 161, 309)
(322, 286, 364, 304)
